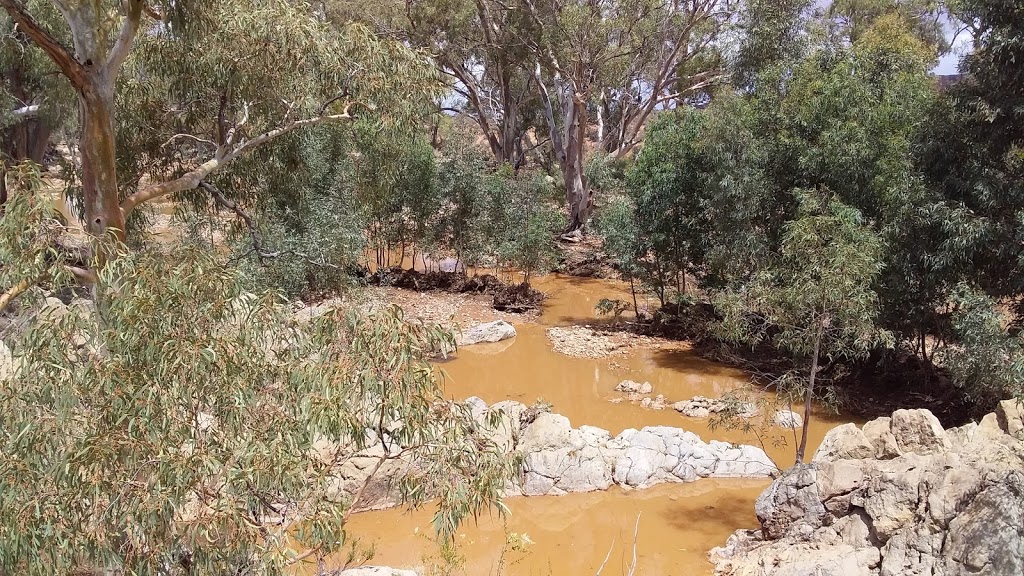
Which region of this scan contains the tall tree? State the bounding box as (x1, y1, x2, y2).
(522, 0, 735, 235)
(824, 0, 952, 53)
(0, 0, 435, 256)
(716, 193, 889, 464)
(405, 0, 540, 166)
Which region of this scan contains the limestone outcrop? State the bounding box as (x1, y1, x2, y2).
(711, 404, 1024, 576)
(496, 400, 777, 496)
(332, 396, 780, 508)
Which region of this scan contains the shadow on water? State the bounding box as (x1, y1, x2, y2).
(650, 347, 748, 379)
(659, 491, 762, 535)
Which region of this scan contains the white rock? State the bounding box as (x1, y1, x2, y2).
(674, 402, 710, 418)
(458, 320, 517, 346)
(996, 398, 1024, 439)
(713, 405, 1024, 576)
(774, 410, 803, 430)
(640, 394, 667, 410)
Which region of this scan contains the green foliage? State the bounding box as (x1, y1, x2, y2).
(595, 298, 631, 319)
(715, 192, 889, 361)
(491, 171, 560, 283)
(595, 196, 642, 280)
(584, 151, 627, 196)
(732, 0, 813, 88)
(431, 134, 492, 265)
(823, 0, 950, 55)
(352, 130, 439, 268)
(916, 0, 1024, 309)
(940, 284, 1024, 402)
(224, 124, 365, 299)
(627, 17, 939, 342)
(0, 163, 72, 298)
(626, 93, 776, 299)
(0, 247, 514, 574)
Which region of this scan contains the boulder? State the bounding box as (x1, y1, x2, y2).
(43, 296, 66, 311)
(862, 417, 900, 459)
(672, 396, 757, 418)
(518, 412, 572, 452)
(812, 423, 874, 462)
(755, 465, 826, 539)
(517, 414, 776, 495)
(640, 394, 668, 410)
(774, 410, 803, 430)
(890, 409, 950, 455)
(615, 380, 653, 394)
(942, 474, 1024, 575)
(458, 320, 517, 346)
(996, 398, 1024, 439)
(674, 402, 710, 418)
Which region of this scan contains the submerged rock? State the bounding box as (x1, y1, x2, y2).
(616, 379, 653, 394)
(673, 396, 758, 419)
(640, 394, 668, 410)
(458, 320, 517, 346)
(773, 410, 803, 430)
(711, 403, 1024, 576)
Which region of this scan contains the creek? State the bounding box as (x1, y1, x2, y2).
(329, 273, 852, 575)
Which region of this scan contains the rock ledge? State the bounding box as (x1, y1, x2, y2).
(710, 403, 1024, 576)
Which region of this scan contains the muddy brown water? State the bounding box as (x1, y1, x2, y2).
(307, 273, 851, 575)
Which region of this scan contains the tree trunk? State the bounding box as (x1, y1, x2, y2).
(560, 95, 592, 235)
(629, 276, 639, 318)
(79, 86, 126, 239)
(795, 326, 823, 465)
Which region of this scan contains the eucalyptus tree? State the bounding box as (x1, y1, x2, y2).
(917, 0, 1024, 309)
(0, 0, 437, 301)
(716, 193, 889, 464)
(404, 0, 540, 167)
(823, 0, 953, 53)
(911, 0, 1024, 383)
(405, 0, 737, 235)
(0, 244, 515, 574)
(522, 0, 736, 235)
(730, 0, 813, 89)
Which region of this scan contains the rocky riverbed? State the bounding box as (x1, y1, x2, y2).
(334, 396, 779, 513)
(710, 400, 1024, 576)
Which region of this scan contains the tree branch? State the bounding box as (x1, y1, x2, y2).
(0, 0, 89, 89)
(0, 276, 38, 312)
(161, 133, 218, 149)
(120, 107, 356, 217)
(105, 0, 145, 78)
